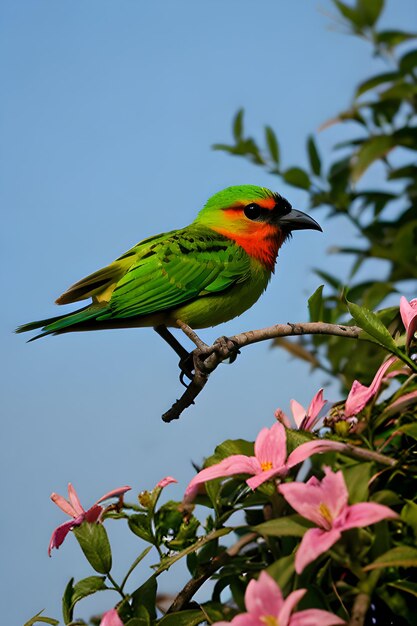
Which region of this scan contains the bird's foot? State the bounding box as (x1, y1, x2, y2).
(178, 352, 195, 387)
(213, 336, 241, 365)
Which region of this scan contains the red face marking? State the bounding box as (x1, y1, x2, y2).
(213, 221, 284, 272)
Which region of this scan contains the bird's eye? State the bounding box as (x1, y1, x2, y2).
(244, 203, 262, 220)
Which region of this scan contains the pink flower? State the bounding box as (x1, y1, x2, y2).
(383, 390, 417, 416)
(48, 483, 131, 555)
(156, 476, 177, 489)
(279, 467, 398, 573)
(212, 571, 345, 626)
(100, 608, 124, 626)
(344, 356, 396, 417)
(184, 422, 343, 501)
(290, 388, 327, 431)
(400, 296, 417, 349)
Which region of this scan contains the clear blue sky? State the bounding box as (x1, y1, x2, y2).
(2, 1, 415, 623)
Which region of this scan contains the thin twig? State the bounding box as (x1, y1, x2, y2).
(166, 532, 258, 614)
(162, 321, 362, 422)
(348, 592, 370, 626)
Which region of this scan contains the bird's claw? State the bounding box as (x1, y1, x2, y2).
(179, 353, 195, 387)
(213, 336, 241, 364)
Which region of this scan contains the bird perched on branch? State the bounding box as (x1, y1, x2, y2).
(17, 185, 321, 372)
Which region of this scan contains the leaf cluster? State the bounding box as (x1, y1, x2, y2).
(213, 0, 417, 390)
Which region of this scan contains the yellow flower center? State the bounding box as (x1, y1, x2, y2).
(319, 502, 334, 525)
(261, 616, 279, 626)
(261, 461, 273, 471)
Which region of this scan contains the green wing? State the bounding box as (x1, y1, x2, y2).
(97, 227, 251, 321)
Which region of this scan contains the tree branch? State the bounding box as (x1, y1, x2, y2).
(166, 532, 258, 614)
(162, 321, 362, 422)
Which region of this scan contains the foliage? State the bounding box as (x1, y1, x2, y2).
(25, 2, 417, 626)
(213, 0, 417, 391)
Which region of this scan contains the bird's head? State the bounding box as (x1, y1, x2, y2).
(195, 185, 321, 270)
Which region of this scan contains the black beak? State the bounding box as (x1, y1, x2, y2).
(277, 208, 322, 232)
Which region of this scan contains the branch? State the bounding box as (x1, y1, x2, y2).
(162, 321, 362, 422)
(348, 592, 370, 626)
(166, 531, 258, 614)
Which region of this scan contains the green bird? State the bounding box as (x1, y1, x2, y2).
(17, 185, 321, 371)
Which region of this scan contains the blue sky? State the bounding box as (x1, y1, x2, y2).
(2, 1, 416, 623)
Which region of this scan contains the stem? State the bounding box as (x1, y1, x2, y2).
(121, 546, 152, 591)
(166, 532, 257, 614)
(107, 572, 126, 599)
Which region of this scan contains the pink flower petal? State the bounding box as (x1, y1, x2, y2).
(303, 389, 326, 430)
(156, 476, 178, 489)
(245, 571, 284, 618)
(320, 468, 349, 521)
(68, 483, 85, 516)
(96, 486, 131, 504)
(384, 390, 417, 416)
(340, 502, 398, 532)
(290, 400, 307, 428)
(275, 408, 292, 429)
(345, 356, 396, 417)
(290, 609, 346, 626)
(84, 504, 104, 523)
(286, 439, 345, 469)
(295, 527, 342, 573)
(400, 296, 417, 348)
(279, 471, 348, 530)
(228, 615, 262, 626)
(184, 455, 260, 501)
(99, 608, 124, 626)
(254, 423, 287, 470)
(48, 513, 85, 556)
(50, 491, 79, 518)
(277, 588, 306, 626)
(246, 466, 287, 490)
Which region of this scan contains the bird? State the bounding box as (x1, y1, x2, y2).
(17, 185, 321, 374)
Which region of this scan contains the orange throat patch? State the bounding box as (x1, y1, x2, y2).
(213, 224, 284, 272)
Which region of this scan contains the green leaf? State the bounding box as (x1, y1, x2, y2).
(24, 612, 59, 626)
(254, 515, 312, 537)
(355, 71, 399, 97)
(400, 423, 417, 440)
(128, 513, 154, 543)
(233, 109, 244, 141)
(333, 1, 362, 26)
(307, 135, 321, 176)
(308, 285, 324, 322)
(62, 578, 74, 624)
(265, 126, 280, 164)
(358, 0, 384, 27)
(131, 575, 157, 620)
(125, 608, 151, 626)
(214, 438, 254, 460)
(388, 580, 417, 599)
(283, 167, 311, 189)
(376, 30, 417, 49)
(401, 500, 417, 537)
(346, 300, 398, 352)
(343, 462, 373, 503)
(157, 609, 206, 625)
(399, 49, 417, 74)
(266, 554, 295, 590)
(351, 135, 393, 182)
(70, 576, 107, 610)
(73, 522, 112, 574)
(364, 546, 417, 570)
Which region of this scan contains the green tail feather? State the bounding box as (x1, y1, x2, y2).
(16, 305, 101, 341)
